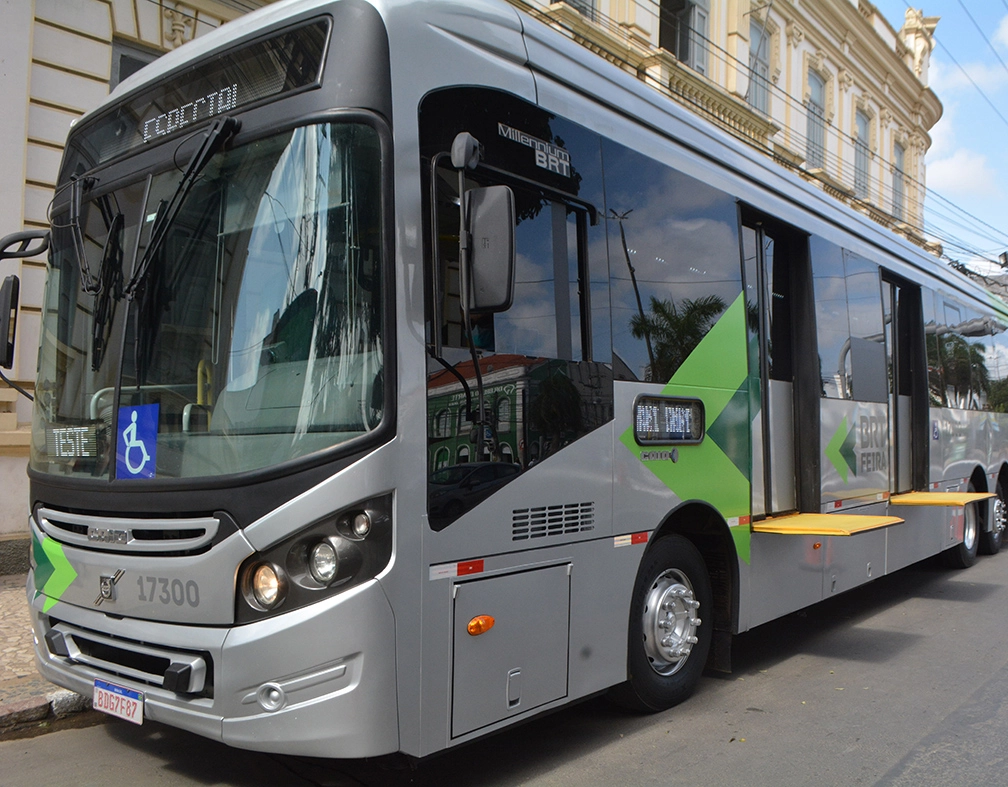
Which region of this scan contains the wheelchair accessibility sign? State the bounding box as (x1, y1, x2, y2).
(116, 404, 159, 479)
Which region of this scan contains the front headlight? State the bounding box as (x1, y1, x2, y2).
(309, 541, 338, 584)
(236, 494, 392, 623)
(251, 563, 284, 608)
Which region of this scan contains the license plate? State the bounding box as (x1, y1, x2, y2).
(93, 679, 144, 725)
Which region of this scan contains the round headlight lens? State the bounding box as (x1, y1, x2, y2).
(309, 541, 338, 584)
(252, 564, 282, 608)
(352, 512, 372, 538)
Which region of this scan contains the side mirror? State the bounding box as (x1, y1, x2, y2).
(466, 185, 515, 314)
(0, 275, 19, 369)
(0, 230, 49, 261)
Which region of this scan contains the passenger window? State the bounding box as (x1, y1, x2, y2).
(988, 317, 1008, 412)
(419, 87, 615, 530)
(811, 238, 848, 398)
(923, 291, 946, 406)
(601, 139, 742, 383)
(843, 252, 886, 403)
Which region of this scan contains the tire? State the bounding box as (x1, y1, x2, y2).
(944, 482, 980, 568)
(980, 481, 1005, 556)
(611, 534, 713, 712)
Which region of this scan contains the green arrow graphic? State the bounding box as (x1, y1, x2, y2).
(825, 416, 858, 483)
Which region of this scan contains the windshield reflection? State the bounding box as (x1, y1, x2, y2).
(32, 122, 385, 480)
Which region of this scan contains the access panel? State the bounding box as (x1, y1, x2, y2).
(451, 564, 570, 737)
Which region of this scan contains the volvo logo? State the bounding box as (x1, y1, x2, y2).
(87, 527, 128, 545)
(95, 570, 125, 607)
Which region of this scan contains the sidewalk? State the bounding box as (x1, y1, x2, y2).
(0, 573, 89, 732)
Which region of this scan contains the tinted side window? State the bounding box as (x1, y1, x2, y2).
(811, 238, 848, 398)
(843, 251, 886, 403)
(938, 301, 990, 409)
(923, 290, 945, 405)
(988, 317, 1008, 412)
(420, 87, 615, 530)
(602, 139, 742, 382)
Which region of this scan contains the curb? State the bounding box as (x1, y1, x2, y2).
(0, 688, 91, 733)
(0, 536, 30, 576)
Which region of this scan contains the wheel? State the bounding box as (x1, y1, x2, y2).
(611, 534, 713, 712)
(980, 481, 1005, 555)
(944, 483, 980, 568)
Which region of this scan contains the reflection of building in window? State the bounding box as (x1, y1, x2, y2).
(497, 397, 511, 431)
(806, 70, 826, 170)
(434, 447, 450, 470)
(426, 355, 612, 471)
(434, 408, 450, 438)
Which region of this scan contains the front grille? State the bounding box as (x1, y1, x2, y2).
(36, 507, 219, 555)
(512, 501, 595, 541)
(45, 621, 212, 697)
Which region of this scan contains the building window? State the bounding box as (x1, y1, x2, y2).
(660, 0, 709, 76)
(497, 397, 511, 431)
(893, 142, 906, 221)
(854, 110, 870, 199)
(458, 445, 470, 464)
(806, 70, 826, 170)
(434, 447, 450, 470)
(433, 408, 450, 438)
(749, 21, 770, 116)
(561, 0, 595, 20)
(110, 39, 160, 89)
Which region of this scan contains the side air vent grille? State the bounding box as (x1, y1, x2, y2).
(512, 502, 595, 541)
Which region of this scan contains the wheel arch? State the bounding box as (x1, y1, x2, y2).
(647, 499, 740, 671)
(970, 465, 990, 531)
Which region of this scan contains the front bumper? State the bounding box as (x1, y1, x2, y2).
(28, 573, 400, 757)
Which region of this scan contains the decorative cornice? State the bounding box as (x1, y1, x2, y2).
(786, 21, 805, 49)
(164, 2, 196, 49)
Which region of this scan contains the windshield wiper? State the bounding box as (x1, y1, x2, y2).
(123, 116, 240, 300)
(68, 176, 103, 294)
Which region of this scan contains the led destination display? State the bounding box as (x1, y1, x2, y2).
(634, 396, 704, 445)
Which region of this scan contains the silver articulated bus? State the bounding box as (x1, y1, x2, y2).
(2, 0, 1006, 759)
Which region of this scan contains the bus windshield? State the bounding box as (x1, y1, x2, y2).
(32, 122, 385, 481)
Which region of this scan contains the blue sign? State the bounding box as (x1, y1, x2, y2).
(116, 404, 159, 479)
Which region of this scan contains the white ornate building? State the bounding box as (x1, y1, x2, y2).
(515, 0, 941, 243)
(0, 0, 273, 539)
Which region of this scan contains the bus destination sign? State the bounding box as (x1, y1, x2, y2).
(633, 396, 704, 445)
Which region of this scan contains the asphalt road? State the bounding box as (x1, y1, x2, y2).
(2, 550, 1007, 787)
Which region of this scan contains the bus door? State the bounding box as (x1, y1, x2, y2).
(881, 277, 927, 493)
(742, 216, 817, 517)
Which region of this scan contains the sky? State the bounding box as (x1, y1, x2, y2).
(872, 0, 1008, 273)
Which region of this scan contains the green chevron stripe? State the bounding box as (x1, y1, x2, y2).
(35, 535, 78, 613)
(32, 531, 55, 592)
(825, 416, 858, 484)
(621, 293, 752, 564)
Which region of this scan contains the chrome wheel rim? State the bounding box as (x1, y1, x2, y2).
(642, 568, 701, 676)
(993, 496, 1006, 538)
(964, 502, 978, 551)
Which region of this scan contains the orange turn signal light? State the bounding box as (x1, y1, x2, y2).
(467, 615, 495, 636)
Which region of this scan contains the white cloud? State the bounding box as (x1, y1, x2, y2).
(929, 57, 1008, 94)
(926, 148, 1000, 199)
(996, 16, 1008, 49)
